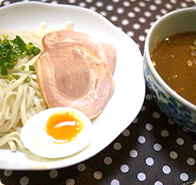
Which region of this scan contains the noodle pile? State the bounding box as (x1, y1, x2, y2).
(0, 23, 73, 153)
(0, 29, 47, 152)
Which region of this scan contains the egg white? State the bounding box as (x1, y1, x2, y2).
(21, 107, 93, 158)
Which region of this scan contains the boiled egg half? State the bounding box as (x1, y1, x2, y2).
(21, 107, 93, 158)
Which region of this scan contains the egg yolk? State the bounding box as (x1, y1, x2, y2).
(46, 111, 84, 143)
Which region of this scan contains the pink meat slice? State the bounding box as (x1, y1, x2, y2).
(43, 30, 116, 73)
(37, 45, 114, 119)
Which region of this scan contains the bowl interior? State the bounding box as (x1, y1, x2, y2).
(148, 7, 196, 53)
(145, 7, 196, 110)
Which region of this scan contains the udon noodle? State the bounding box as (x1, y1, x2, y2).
(0, 23, 73, 152)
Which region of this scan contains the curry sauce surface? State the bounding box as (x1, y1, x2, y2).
(151, 32, 196, 105)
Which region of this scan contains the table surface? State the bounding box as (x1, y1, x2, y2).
(0, 0, 196, 185)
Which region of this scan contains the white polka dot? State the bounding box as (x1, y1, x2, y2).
(193, 144, 196, 151)
(180, 173, 189, 181)
(68, 0, 76, 3)
(144, 28, 149, 34)
(139, 1, 146, 7)
(133, 118, 138, 123)
(122, 129, 130, 137)
(150, 21, 155, 27)
(79, 2, 86, 7)
(145, 157, 154, 166)
(165, 3, 173, 9)
(106, 5, 114, 11)
(144, 11, 152, 17)
(160, 9, 168, 14)
(139, 17, 146, 23)
(146, 94, 153, 100)
(110, 15, 118, 22)
(89, 6, 96, 11)
(145, 123, 153, 131)
(170, 0, 177, 3)
(3, 0, 10, 5)
(187, 158, 195, 166)
(93, 171, 103, 180)
(133, 6, 141, 13)
(112, 0, 120, 2)
(180, 2, 188, 7)
(153, 112, 160, 119)
(86, 0, 93, 3)
(3, 170, 13, 177)
(169, 151, 178, 159)
(161, 130, 169, 137)
(77, 163, 86, 171)
(111, 179, 120, 185)
(168, 118, 175, 125)
(149, 5, 157, 11)
(129, 149, 138, 158)
(155, 0, 162, 4)
(96, 1, 103, 7)
(154, 143, 162, 151)
(100, 11, 107, 16)
(176, 138, 184, 145)
(138, 35, 145, 42)
(123, 1, 130, 7)
(104, 156, 113, 165)
(20, 176, 29, 185)
(154, 181, 163, 185)
(117, 7, 124, 14)
(137, 172, 146, 181)
(120, 164, 129, 173)
(49, 170, 58, 178)
(127, 11, 135, 18)
(127, 31, 134, 37)
(141, 105, 146, 112)
(155, 14, 162, 20)
(133, 23, 141, 30)
(113, 142, 122, 150)
(138, 136, 146, 144)
(162, 165, 171, 174)
(65, 178, 75, 185)
(51, 0, 58, 4)
(121, 19, 129, 26)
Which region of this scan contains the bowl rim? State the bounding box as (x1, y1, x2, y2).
(144, 7, 196, 112)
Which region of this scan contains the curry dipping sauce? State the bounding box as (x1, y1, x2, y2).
(151, 32, 196, 105)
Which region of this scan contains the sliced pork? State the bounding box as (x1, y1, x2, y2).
(43, 30, 116, 73)
(37, 46, 114, 119)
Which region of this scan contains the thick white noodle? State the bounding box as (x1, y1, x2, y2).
(0, 30, 47, 152)
(0, 22, 73, 153)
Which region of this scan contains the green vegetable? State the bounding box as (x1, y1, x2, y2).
(21, 65, 26, 71)
(0, 34, 41, 75)
(24, 77, 30, 83)
(29, 65, 35, 71)
(13, 75, 20, 80)
(7, 75, 13, 81)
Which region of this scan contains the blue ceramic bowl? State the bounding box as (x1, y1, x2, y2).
(143, 7, 196, 133)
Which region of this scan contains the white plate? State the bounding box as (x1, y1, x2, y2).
(0, 2, 145, 170)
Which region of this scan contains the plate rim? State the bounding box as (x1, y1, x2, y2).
(0, 1, 146, 170)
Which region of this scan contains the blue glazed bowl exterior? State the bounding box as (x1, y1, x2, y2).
(143, 56, 196, 133)
(143, 7, 196, 133)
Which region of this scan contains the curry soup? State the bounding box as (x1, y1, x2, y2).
(151, 32, 196, 105)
